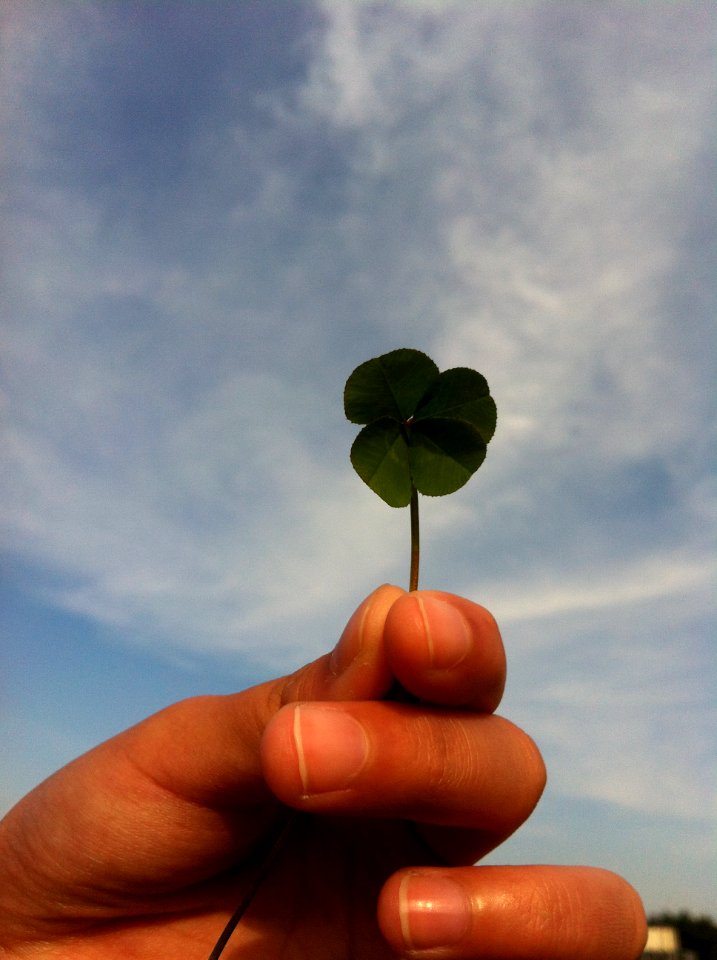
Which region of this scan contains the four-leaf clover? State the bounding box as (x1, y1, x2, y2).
(344, 348, 496, 507)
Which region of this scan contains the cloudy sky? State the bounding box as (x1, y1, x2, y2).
(1, 0, 714, 916)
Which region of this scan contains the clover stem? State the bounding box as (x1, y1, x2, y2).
(207, 811, 298, 960)
(409, 485, 420, 592)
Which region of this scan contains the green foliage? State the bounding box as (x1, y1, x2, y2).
(648, 912, 717, 960)
(344, 348, 496, 508)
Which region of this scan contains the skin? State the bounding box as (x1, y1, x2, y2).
(0, 586, 647, 960)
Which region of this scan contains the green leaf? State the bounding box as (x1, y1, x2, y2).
(349, 419, 412, 507)
(414, 367, 497, 442)
(345, 348, 496, 507)
(344, 348, 439, 424)
(409, 419, 487, 496)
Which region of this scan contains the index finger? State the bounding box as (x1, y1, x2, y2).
(384, 592, 506, 711)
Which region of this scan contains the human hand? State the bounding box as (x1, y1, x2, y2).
(0, 586, 646, 959)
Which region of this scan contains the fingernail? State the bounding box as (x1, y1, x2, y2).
(292, 705, 369, 796)
(415, 596, 472, 669)
(398, 874, 471, 951)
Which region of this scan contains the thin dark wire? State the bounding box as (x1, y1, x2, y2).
(206, 811, 299, 960)
(409, 485, 420, 592)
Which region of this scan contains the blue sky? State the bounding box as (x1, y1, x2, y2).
(1, 0, 714, 916)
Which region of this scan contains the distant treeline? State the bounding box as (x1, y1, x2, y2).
(649, 913, 717, 960)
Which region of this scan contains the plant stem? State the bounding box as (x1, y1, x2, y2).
(409, 485, 420, 592)
(206, 811, 298, 960)
(208, 490, 422, 958)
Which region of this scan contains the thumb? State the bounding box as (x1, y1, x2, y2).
(277, 583, 405, 705)
(0, 585, 407, 918)
(121, 584, 404, 809)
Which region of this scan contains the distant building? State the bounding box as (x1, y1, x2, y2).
(641, 926, 697, 960)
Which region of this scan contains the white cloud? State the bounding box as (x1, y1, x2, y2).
(297, 1, 713, 501)
(498, 586, 716, 821)
(2, 364, 407, 662)
(2, 0, 713, 668)
(488, 551, 715, 626)
(531, 687, 715, 820)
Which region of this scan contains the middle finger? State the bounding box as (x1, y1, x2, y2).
(261, 702, 546, 841)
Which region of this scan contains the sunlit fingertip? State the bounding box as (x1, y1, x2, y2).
(415, 595, 472, 669)
(398, 873, 472, 952)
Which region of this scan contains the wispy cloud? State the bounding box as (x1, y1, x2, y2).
(489, 552, 715, 625)
(3, 1, 712, 649)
